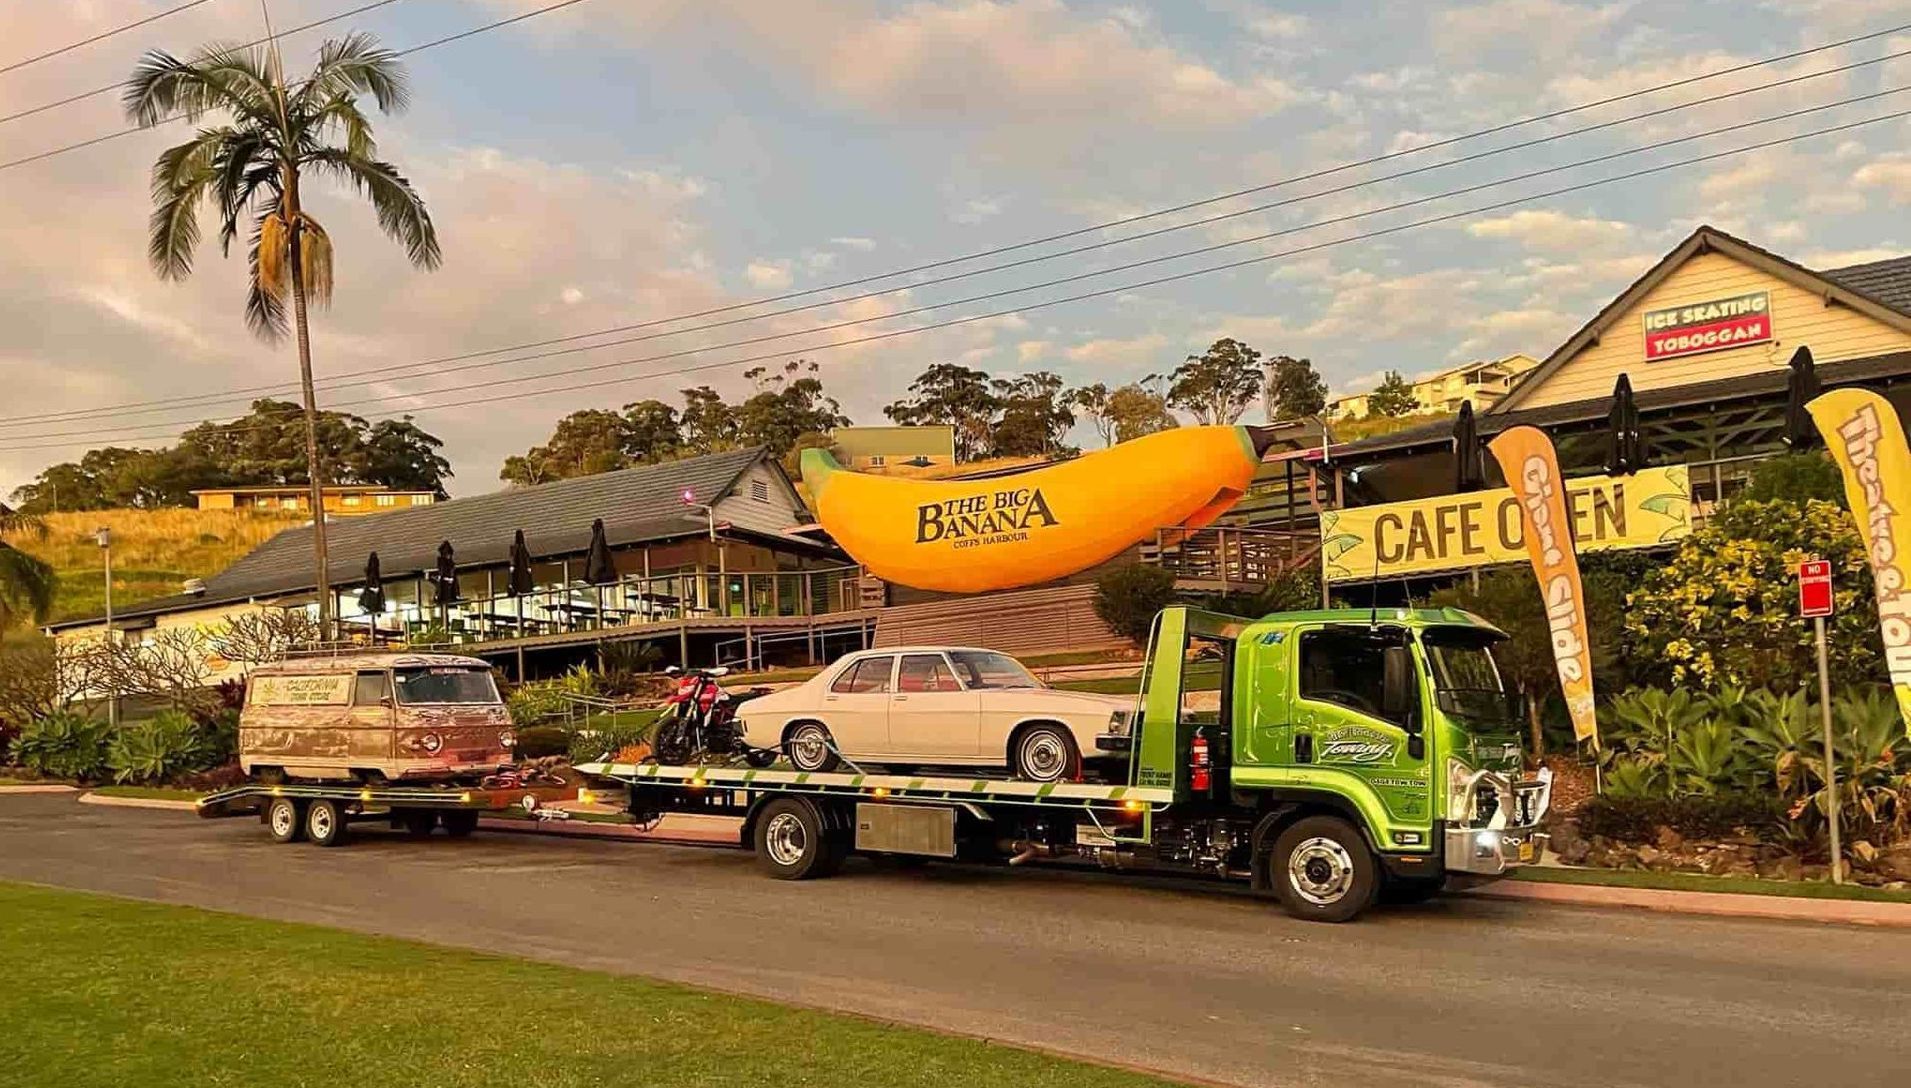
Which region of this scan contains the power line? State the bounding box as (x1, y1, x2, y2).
(14, 38, 1911, 429)
(0, 0, 216, 77)
(0, 0, 412, 130)
(8, 100, 1904, 453)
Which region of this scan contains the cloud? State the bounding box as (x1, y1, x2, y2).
(1061, 332, 1170, 369)
(1854, 155, 1911, 206)
(1467, 209, 1635, 253)
(1802, 246, 1909, 269)
(830, 236, 878, 251)
(745, 259, 795, 289)
(954, 196, 1005, 224)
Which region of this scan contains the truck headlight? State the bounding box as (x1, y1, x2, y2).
(1446, 759, 1473, 821)
(1474, 830, 1502, 859)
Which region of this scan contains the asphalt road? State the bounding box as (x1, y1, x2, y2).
(3, 792, 1908, 1088)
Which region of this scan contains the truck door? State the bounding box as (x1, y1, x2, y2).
(348, 670, 395, 765)
(1291, 626, 1430, 819)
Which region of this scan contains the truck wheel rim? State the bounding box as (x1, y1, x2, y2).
(309, 806, 333, 840)
(1020, 731, 1066, 780)
(765, 812, 808, 866)
(790, 728, 827, 769)
(271, 803, 294, 837)
(1288, 837, 1354, 905)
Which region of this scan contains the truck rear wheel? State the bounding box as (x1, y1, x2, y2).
(305, 799, 348, 848)
(753, 797, 841, 879)
(266, 796, 304, 844)
(1271, 816, 1377, 923)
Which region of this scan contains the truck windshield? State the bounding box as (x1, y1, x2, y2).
(1419, 628, 1515, 728)
(393, 667, 500, 705)
(946, 650, 1043, 690)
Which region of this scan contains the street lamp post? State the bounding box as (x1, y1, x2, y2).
(682, 488, 723, 617)
(97, 527, 117, 728)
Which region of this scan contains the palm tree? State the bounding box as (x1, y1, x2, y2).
(0, 508, 57, 630)
(126, 33, 441, 638)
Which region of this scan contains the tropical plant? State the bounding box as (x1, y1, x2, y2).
(1092, 564, 1178, 644)
(107, 710, 216, 784)
(0, 507, 57, 629)
(13, 712, 113, 781)
(126, 33, 441, 637)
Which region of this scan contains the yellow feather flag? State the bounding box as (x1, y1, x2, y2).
(1486, 425, 1599, 749)
(1807, 388, 1911, 734)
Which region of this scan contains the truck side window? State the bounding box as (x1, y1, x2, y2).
(353, 671, 390, 706)
(1297, 630, 1408, 728)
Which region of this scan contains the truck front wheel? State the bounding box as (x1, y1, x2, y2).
(1270, 816, 1377, 923)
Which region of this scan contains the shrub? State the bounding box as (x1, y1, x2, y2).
(14, 712, 112, 781)
(1576, 793, 1785, 843)
(514, 725, 570, 760)
(107, 710, 218, 785)
(1741, 452, 1846, 508)
(1092, 564, 1177, 644)
(506, 682, 570, 725)
(567, 712, 660, 765)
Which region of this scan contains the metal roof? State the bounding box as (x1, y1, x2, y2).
(1824, 255, 1911, 316)
(252, 652, 490, 673)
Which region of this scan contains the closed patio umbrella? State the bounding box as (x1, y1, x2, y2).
(1606, 373, 1644, 476)
(432, 541, 459, 639)
(1452, 401, 1486, 492)
(507, 530, 535, 637)
(356, 552, 385, 635)
(1784, 346, 1820, 449)
(584, 518, 617, 630)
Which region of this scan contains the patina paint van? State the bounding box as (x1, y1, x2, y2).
(240, 653, 515, 783)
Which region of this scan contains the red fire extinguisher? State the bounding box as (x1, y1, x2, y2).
(1190, 727, 1211, 793)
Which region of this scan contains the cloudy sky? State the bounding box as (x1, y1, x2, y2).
(2, 0, 1908, 497)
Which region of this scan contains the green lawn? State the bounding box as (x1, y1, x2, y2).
(0, 882, 1175, 1088)
(1514, 865, 1911, 904)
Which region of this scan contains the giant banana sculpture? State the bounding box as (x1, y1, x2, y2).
(802, 425, 1273, 593)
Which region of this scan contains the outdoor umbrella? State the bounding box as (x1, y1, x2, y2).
(356, 552, 385, 629)
(1605, 373, 1644, 476)
(507, 530, 535, 635)
(584, 519, 617, 629)
(433, 541, 460, 636)
(1452, 401, 1487, 492)
(1784, 346, 1821, 448)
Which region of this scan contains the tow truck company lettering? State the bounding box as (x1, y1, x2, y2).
(1319, 728, 1396, 765)
(1642, 291, 1771, 361)
(1837, 404, 1911, 677)
(916, 487, 1059, 548)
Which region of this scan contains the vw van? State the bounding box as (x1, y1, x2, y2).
(239, 653, 515, 783)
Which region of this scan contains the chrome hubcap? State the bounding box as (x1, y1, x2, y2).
(1288, 836, 1355, 905)
(764, 812, 807, 866)
(271, 803, 294, 837)
(790, 728, 828, 769)
(1020, 731, 1067, 780)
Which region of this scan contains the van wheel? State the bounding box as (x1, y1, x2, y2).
(305, 799, 348, 848)
(441, 810, 480, 838)
(784, 722, 841, 773)
(1271, 816, 1377, 923)
(1011, 723, 1078, 782)
(754, 798, 839, 879)
(266, 797, 304, 844)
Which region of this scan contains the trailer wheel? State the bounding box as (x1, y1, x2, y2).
(401, 810, 438, 838)
(784, 722, 841, 773)
(441, 810, 480, 838)
(304, 799, 348, 848)
(1270, 816, 1376, 923)
(753, 797, 836, 879)
(266, 797, 304, 844)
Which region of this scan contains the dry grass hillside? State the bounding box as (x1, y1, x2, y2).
(11, 508, 303, 626)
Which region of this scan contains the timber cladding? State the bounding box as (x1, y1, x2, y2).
(872, 583, 1127, 655)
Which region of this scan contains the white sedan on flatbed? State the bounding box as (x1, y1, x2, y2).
(737, 647, 1135, 781)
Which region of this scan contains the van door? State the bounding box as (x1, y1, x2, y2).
(348, 670, 395, 768)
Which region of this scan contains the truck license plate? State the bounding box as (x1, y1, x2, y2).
(1518, 840, 1536, 862)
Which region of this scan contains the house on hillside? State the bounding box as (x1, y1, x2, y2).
(192, 484, 438, 516)
(1329, 354, 1539, 420)
(827, 425, 957, 469)
(47, 448, 868, 679)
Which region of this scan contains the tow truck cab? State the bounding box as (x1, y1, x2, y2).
(1111, 606, 1551, 893)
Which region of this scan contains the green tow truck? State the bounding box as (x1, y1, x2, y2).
(581, 605, 1552, 922)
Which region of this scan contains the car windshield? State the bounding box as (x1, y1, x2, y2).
(946, 650, 1043, 690)
(1419, 628, 1516, 727)
(393, 667, 499, 705)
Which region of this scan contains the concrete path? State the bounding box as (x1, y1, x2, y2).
(3, 791, 1908, 1088)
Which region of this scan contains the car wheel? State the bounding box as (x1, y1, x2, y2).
(753, 797, 839, 879)
(1271, 816, 1377, 923)
(266, 796, 304, 844)
(1010, 723, 1079, 782)
(304, 798, 348, 848)
(784, 721, 841, 773)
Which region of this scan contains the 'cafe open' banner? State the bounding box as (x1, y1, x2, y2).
(1318, 464, 1691, 583)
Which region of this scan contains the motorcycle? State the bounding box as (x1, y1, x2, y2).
(649, 665, 778, 767)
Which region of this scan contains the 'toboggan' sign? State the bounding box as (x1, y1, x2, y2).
(1642, 291, 1772, 361)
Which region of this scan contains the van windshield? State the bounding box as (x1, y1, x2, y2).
(393, 667, 499, 705)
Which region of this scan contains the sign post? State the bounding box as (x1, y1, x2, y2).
(1798, 559, 1841, 884)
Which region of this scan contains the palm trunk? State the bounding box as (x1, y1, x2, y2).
(1527, 690, 1546, 759)
(287, 211, 331, 642)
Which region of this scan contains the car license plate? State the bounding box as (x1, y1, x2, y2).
(1517, 840, 1536, 863)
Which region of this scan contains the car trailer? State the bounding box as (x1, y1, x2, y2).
(196, 780, 582, 848)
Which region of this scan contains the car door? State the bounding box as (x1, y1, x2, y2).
(888, 653, 983, 760)
(819, 655, 895, 755)
(347, 670, 395, 766)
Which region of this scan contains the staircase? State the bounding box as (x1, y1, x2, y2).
(1141, 526, 1320, 591)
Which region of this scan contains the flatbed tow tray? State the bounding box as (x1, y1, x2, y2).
(575, 762, 1176, 811)
(194, 782, 578, 818)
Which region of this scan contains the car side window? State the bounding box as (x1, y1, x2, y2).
(353, 671, 390, 706)
(897, 654, 957, 693)
(831, 657, 893, 694)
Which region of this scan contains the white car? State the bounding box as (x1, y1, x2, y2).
(738, 647, 1135, 782)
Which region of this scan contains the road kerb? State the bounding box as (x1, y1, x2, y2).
(0, 784, 79, 795)
(1462, 876, 1911, 927)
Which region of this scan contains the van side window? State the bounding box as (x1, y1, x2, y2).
(354, 672, 390, 706)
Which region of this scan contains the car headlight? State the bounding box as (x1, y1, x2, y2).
(498, 729, 516, 748)
(1106, 710, 1131, 736)
(420, 732, 443, 754)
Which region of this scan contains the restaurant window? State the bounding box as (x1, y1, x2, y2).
(868, 455, 886, 467)
(343, 495, 362, 507)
